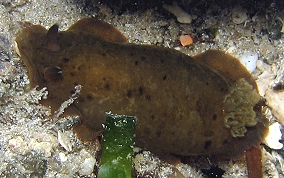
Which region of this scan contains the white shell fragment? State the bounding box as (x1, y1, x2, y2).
(232, 6, 248, 24)
(29, 138, 55, 157)
(58, 130, 72, 152)
(277, 16, 284, 33)
(8, 136, 27, 154)
(163, 1, 192, 24)
(239, 52, 258, 73)
(255, 60, 275, 96)
(14, 41, 21, 57)
(264, 122, 283, 150)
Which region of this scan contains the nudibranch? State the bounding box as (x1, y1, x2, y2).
(15, 18, 268, 161)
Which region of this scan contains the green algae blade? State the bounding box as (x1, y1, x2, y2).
(98, 112, 136, 178)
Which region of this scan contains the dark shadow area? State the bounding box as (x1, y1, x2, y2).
(72, 0, 284, 15)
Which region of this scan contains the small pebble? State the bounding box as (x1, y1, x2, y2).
(59, 152, 67, 162)
(79, 157, 96, 175)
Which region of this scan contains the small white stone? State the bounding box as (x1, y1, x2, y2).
(264, 122, 283, 150)
(57, 130, 72, 152)
(79, 157, 96, 175)
(59, 152, 67, 162)
(80, 148, 91, 158)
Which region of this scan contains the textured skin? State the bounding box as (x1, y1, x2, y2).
(15, 18, 268, 158)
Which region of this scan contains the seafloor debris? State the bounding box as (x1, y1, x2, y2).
(231, 5, 248, 24)
(133, 150, 203, 177)
(264, 122, 283, 150)
(163, 1, 192, 24)
(79, 149, 96, 175)
(238, 52, 258, 73)
(266, 88, 284, 126)
(58, 130, 72, 152)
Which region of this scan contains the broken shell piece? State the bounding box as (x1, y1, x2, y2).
(232, 6, 247, 24)
(264, 122, 283, 149)
(8, 136, 27, 154)
(262, 148, 282, 177)
(271, 151, 284, 173)
(163, 1, 192, 24)
(238, 52, 258, 73)
(265, 88, 284, 126)
(14, 41, 21, 57)
(277, 16, 284, 33)
(58, 130, 72, 152)
(29, 138, 55, 157)
(255, 60, 275, 97)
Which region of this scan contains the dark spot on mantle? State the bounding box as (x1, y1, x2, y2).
(78, 97, 85, 103)
(156, 131, 161, 137)
(70, 90, 75, 94)
(212, 114, 217, 120)
(204, 130, 214, 137)
(204, 140, 212, 149)
(127, 90, 132, 98)
(62, 57, 69, 63)
(104, 83, 110, 90)
(222, 139, 229, 145)
(145, 95, 151, 101)
(87, 94, 93, 101)
(138, 86, 144, 95)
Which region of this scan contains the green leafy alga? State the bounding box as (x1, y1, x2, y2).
(98, 112, 136, 178)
